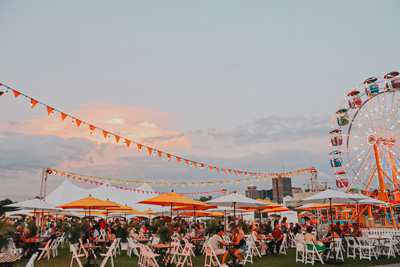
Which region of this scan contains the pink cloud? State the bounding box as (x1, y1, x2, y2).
(0, 102, 192, 149)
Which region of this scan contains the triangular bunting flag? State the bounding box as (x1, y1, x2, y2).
(148, 147, 152, 155)
(184, 159, 189, 165)
(209, 166, 213, 171)
(75, 119, 82, 127)
(126, 140, 131, 148)
(137, 144, 142, 151)
(176, 157, 181, 164)
(46, 106, 54, 115)
(157, 151, 162, 158)
(13, 90, 21, 98)
(115, 135, 120, 143)
(61, 113, 67, 121)
(102, 130, 108, 138)
(193, 162, 197, 168)
(30, 99, 38, 109)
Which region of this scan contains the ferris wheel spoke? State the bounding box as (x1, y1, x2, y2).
(347, 148, 374, 191)
(380, 98, 400, 136)
(377, 89, 387, 133)
(337, 142, 369, 154)
(367, 92, 378, 133)
(342, 114, 369, 135)
(337, 133, 367, 140)
(337, 146, 372, 173)
(352, 102, 373, 132)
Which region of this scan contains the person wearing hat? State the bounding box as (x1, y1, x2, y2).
(208, 226, 229, 266)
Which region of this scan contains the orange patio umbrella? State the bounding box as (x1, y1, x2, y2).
(137, 191, 208, 266)
(260, 206, 292, 213)
(297, 203, 346, 210)
(180, 211, 224, 217)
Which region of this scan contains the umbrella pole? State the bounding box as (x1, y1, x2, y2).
(169, 204, 172, 267)
(233, 202, 236, 226)
(328, 198, 342, 265)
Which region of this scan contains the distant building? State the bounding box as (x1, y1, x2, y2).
(266, 189, 273, 200)
(272, 175, 293, 204)
(292, 187, 302, 195)
(245, 185, 260, 200)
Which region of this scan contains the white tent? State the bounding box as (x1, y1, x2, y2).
(45, 179, 161, 212)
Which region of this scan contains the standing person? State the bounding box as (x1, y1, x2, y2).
(266, 224, 284, 255)
(280, 217, 288, 234)
(273, 215, 281, 227)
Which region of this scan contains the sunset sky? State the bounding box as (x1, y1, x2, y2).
(1, 1, 399, 200)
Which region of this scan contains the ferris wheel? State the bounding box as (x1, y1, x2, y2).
(329, 71, 400, 201)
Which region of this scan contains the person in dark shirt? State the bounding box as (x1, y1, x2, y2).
(293, 223, 302, 235)
(273, 215, 281, 227)
(333, 221, 342, 237)
(13, 226, 23, 249)
(266, 224, 283, 255)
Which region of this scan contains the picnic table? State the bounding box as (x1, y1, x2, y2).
(0, 252, 22, 267)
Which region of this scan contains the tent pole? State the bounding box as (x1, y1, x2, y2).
(168, 203, 172, 267)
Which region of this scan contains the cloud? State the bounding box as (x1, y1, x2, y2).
(204, 115, 331, 145)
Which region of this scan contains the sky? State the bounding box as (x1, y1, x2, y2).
(0, 0, 400, 201)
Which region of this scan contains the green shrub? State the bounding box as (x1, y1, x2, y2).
(157, 226, 170, 244)
(205, 219, 219, 236)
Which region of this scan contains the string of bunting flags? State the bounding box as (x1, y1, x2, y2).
(48, 168, 226, 196)
(0, 83, 315, 179)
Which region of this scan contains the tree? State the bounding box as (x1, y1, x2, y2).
(198, 196, 212, 202)
(0, 198, 16, 216)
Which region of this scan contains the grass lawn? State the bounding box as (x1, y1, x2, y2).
(13, 245, 400, 267)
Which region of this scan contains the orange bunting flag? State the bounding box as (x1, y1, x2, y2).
(13, 90, 21, 98)
(125, 140, 131, 147)
(215, 167, 220, 173)
(176, 157, 181, 164)
(46, 106, 54, 115)
(234, 171, 238, 176)
(201, 164, 204, 170)
(148, 147, 152, 155)
(184, 159, 189, 165)
(249, 173, 253, 177)
(209, 166, 213, 171)
(193, 162, 197, 168)
(102, 130, 108, 138)
(31, 99, 38, 109)
(115, 135, 120, 143)
(223, 169, 227, 174)
(137, 144, 142, 152)
(157, 151, 162, 158)
(75, 119, 82, 127)
(89, 125, 95, 134)
(61, 113, 67, 121)
(228, 169, 231, 175)
(167, 154, 171, 161)
(244, 172, 247, 177)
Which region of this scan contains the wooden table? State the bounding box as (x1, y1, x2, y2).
(150, 244, 171, 267)
(0, 252, 22, 267)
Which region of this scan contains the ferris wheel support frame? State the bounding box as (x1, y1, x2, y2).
(373, 143, 397, 228)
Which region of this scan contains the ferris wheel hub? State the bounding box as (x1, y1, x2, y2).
(368, 134, 377, 145)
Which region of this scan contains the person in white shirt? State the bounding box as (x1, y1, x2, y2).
(251, 225, 267, 255)
(209, 226, 229, 266)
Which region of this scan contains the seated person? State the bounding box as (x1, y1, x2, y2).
(14, 226, 29, 257)
(304, 226, 326, 256)
(106, 227, 116, 247)
(191, 225, 205, 254)
(333, 221, 342, 237)
(208, 226, 229, 265)
(342, 222, 351, 235)
(39, 227, 57, 248)
(352, 223, 362, 238)
(230, 228, 245, 265)
(266, 224, 283, 255)
(322, 224, 340, 248)
(251, 225, 267, 255)
(83, 227, 100, 243)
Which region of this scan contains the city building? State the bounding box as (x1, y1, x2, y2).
(272, 175, 293, 204)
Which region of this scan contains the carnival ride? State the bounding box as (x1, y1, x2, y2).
(330, 71, 400, 225)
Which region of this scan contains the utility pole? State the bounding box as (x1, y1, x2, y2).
(39, 168, 51, 200)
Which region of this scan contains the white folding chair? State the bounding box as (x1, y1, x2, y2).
(383, 236, 397, 259)
(127, 237, 140, 257)
(326, 238, 343, 262)
(358, 237, 378, 260)
(7, 238, 22, 256)
(344, 236, 359, 259)
(204, 244, 223, 267)
(170, 242, 182, 264)
(249, 235, 262, 257)
(51, 238, 60, 258)
(99, 239, 116, 267)
(304, 241, 324, 265)
(295, 240, 305, 263)
(26, 252, 38, 267)
(37, 239, 55, 261)
(243, 240, 253, 264)
(176, 242, 193, 267)
(139, 244, 160, 267)
(78, 238, 89, 258)
(279, 234, 287, 255)
(69, 244, 84, 267)
(58, 233, 65, 248)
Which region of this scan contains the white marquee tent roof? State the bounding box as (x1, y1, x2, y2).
(45, 179, 159, 212)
